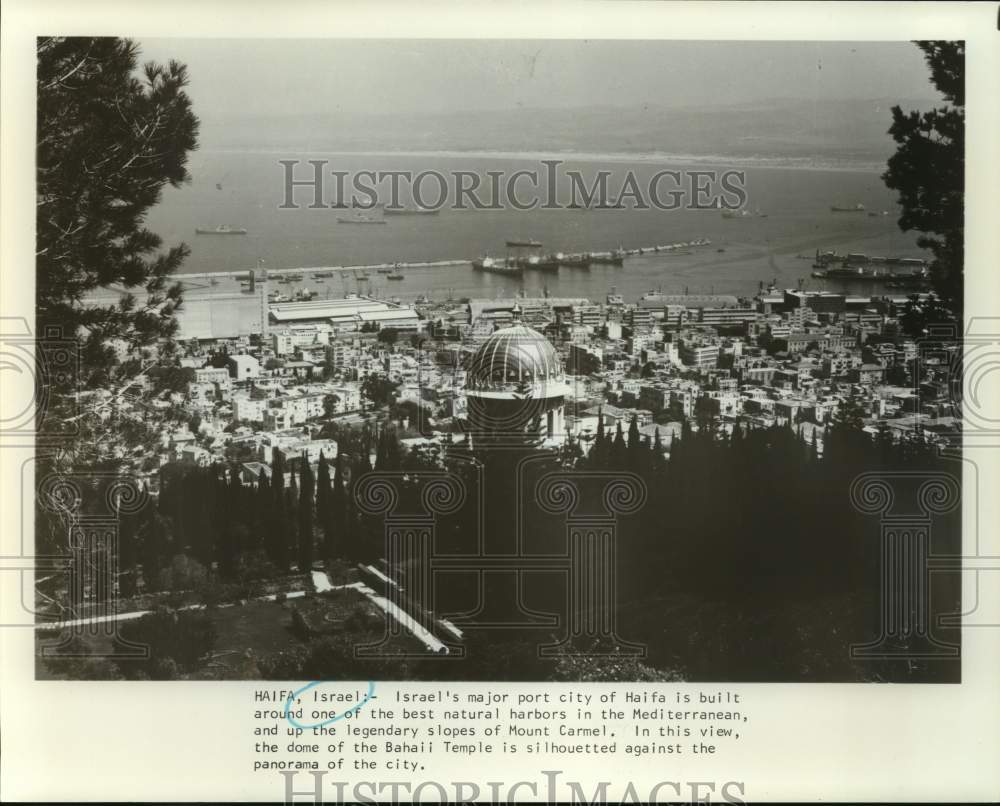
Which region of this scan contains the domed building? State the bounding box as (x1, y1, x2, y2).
(465, 323, 569, 446)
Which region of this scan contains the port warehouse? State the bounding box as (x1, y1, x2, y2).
(174, 295, 421, 340)
(166, 285, 913, 343)
(173, 293, 591, 342)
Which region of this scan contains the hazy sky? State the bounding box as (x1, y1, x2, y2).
(139, 39, 943, 122)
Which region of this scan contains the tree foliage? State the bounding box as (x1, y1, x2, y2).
(882, 41, 964, 317)
(37, 37, 199, 385)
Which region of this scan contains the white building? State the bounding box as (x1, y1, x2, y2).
(232, 395, 267, 423)
(228, 354, 261, 381)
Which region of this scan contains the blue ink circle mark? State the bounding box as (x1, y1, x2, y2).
(284, 681, 376, 730)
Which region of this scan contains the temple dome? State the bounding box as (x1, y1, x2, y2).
(466, 324, 565, 395)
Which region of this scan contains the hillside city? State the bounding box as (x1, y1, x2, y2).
(100, 283, 959, 478)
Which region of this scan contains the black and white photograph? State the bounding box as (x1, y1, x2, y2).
(30, 36, 967, 684)
(4, 3, 1000, 803)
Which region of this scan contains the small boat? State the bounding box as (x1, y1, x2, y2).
(195, 225, 247, 235)
(383, 207, 439, 216)
(377, 267, 394, 274)
(312, 271, 333, 279)
(505, 238, 542, 249)
(337, 216, 386, 225)
(387, 273, 405, 280)
(831, 203, 866, 213)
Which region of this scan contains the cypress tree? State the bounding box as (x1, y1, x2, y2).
(358, 441, 374, 475)
(298, 460, 315, 573)
(256, 468, 271, 554)
(382, 426, 403, 471)
(612, 421, 627, 469)
(626, 415, 642, 471)
(332, 454, 348, 560)
(651, 426, 666, 474)
(286, 469, 299, 570)
(270, 452, 288, 571)
(316, 452, 333, 560)
(593, 407, 606, 466)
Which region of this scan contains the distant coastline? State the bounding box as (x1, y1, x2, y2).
(200, 147, 886, 174)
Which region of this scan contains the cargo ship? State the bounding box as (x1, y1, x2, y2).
(386, 272, 405, 280)
(588, 248, 627, 266)
(558, 253, 592, 269)
(505, 238, 543, 249)
(472, 256, 523, 275)
(195, 225, 247, 235)
(516, 254, 561, 271)
(812, 266, 927, 282)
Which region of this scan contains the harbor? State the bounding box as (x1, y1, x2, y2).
(89, 230, 932, 344)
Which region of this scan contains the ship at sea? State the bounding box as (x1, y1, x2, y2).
(515, 254, 561, 271)
(505, 238, 543, 249)
(383, 207, 439, 216)
(386, 272, 405, 280)
(587, 248, 627, 266)
(195, 225, 247, 235)
(812, 266, 927, 283)
(830, 203, 866, 213)
(472, 256, 523, 275)
(558, 253, 592, 269)
(337, 215, 387, 225)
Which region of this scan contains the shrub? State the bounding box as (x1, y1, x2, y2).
(115, 608, 217, 679)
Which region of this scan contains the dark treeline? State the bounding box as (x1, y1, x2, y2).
(404, 396, 961, 682)
(43, 399, 960, 681)
(116, 426, 413, 593)
(563, 398, 961, 681)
